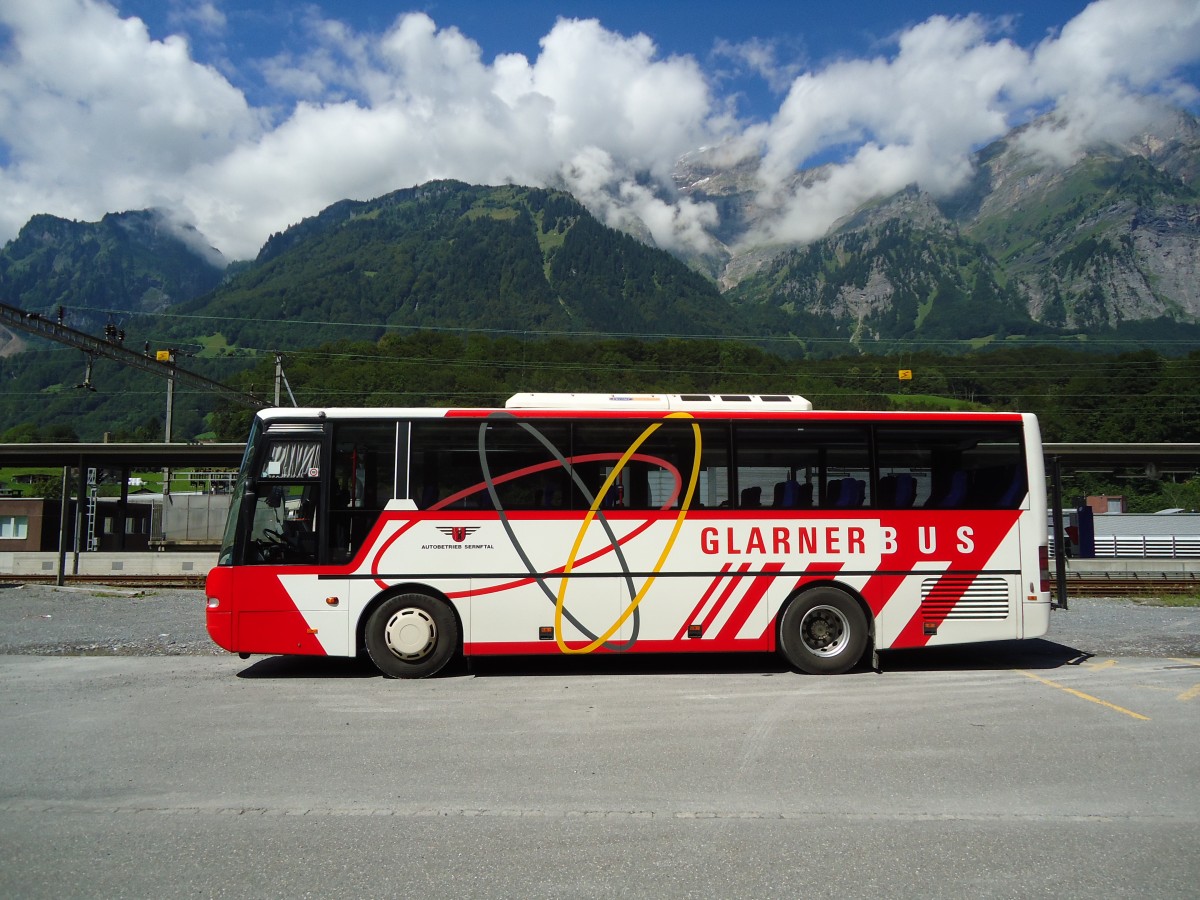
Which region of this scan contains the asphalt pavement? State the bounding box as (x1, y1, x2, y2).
(1, 583, 1197, 899)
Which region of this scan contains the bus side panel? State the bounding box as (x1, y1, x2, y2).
(465, 575, 619, 653)
(365, 514, 782, 657)
(862, 510, 1024, 651)
(358, 510, 1026, 656)
(219, 568, 331, 657)
(204, 566, 235, 652)
(459, 574, 777, 656)
(1017, 524, 1053, 640)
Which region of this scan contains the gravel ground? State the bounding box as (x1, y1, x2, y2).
(0, 583, 218, 657)
(0, 582, 1197, 659)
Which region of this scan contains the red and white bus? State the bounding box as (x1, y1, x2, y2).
(205, 393, 1051, 677)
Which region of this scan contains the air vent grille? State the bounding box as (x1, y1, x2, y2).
(921, 575, 1010, 619)
(265, 422, 325, 434)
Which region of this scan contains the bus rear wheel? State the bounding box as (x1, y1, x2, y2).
(778, 587, 868, 675)
(365, 593, 459, 678)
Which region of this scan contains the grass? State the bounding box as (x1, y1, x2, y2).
(1129, 594, 1200, 608)
(194, 333, 234, 358)
(1, 467, 218, 497)
(884, 393, 990, 411)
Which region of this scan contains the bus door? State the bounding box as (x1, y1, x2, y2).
(235, 432, 352, 658)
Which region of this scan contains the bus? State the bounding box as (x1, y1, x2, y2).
(205, 393, 1051, 677)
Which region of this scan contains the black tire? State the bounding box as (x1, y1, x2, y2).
(364, 593, 459, 679)
(778, 587, 868, 675)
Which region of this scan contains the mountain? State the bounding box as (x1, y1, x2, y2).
(956, 114, 1200, 331)
(0, 183, 757, 444)
(171, 182, 746, 352)
(0, 210, 226, 342)
(2, 112, 1199, 361)
(685, 111, 1200, 349)
(717, 188, 1046, 349)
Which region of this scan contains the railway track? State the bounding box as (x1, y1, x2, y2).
(1062, 574, 1199, 597)
(1, 574, 206, 589)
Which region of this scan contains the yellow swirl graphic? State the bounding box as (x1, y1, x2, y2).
(555, 413, 702, 654)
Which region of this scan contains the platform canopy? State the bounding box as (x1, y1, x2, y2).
(0, 442, 246, 469)
(1043, 443, 1200, 475)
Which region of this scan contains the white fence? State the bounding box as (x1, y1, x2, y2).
(1092, 535, 1200, 559)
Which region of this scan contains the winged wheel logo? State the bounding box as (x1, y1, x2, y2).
(436, 526, 480, 543)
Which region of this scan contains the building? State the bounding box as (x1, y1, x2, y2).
(0, 497, 60, 553)
(0, 492, 229, 553)
(1086, 494, 1127, 515)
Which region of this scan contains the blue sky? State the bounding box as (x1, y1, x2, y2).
(116, 1, 1101, 121)
(1, 1, 1198, 261)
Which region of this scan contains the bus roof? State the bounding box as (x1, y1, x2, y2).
(256, 395, 1031, 423)
(505, 392, 813, 411)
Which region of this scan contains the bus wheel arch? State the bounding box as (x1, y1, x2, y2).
(777, 583, 872, 675)
(360, 586, 461, 679)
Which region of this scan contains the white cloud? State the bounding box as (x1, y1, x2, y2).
(1014, 0, 1200, 164)
(0, 0, 260, 248)
(0, 0, 1197, 264)
(712, 36, 804, 94)
(744, 0, 1200, 248)
(169, 1, 226, 36)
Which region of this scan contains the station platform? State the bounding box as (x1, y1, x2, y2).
(0, 551, 216, 579)
(1065, 558, 1198, 576)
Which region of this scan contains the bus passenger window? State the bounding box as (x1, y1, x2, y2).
(734, 423, 869, 511)
(409, 420, 572, 512)
(875, 424, 1026, 510)
(329, 422, 398, 564)
(571, 419, 728, 511)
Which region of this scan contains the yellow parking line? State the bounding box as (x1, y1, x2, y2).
(1016, 670, 1150, 721)
(1163, 660, 1200, 701)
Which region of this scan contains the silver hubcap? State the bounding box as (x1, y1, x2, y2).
(383, 607, 437, 660)
(799, 605, 850, 657)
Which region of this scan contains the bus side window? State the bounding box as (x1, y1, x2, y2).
(410, 419, 574, 512)
(734, 422, 869, 511)
(875, 424, 1025, 510)
(329, 422, 398, 564)
(570, 419, 727, 511)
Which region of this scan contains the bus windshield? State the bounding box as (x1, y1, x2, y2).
(216, 416, 264, 566)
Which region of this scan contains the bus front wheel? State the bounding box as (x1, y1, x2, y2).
(365, 593, 459, 679)
(778, 587, 868, 675)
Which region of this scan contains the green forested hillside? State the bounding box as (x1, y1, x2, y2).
(1, 127, 1198, 453)
(4, 320, 1198, 500)
(726, 212, 1045, 347)
(0, 345, 236, 443)
(167, 182, 747, 352)
(206, 334, 1200, 446)
(0, 210, 224, 334)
